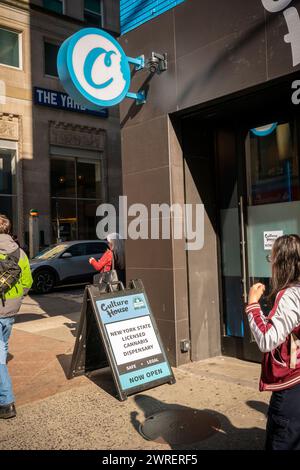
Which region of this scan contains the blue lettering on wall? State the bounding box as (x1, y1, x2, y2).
(34, 87, 108, 118)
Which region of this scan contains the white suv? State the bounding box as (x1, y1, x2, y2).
(30, 240, 108, 293)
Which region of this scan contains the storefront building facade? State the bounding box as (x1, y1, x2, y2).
(0, 0, 121, 248)
(120, 0, 300, 366)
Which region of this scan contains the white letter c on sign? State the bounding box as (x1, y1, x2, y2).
(261, 0, 293, 12)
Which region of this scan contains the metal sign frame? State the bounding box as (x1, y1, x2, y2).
(69, 279, 175, 401)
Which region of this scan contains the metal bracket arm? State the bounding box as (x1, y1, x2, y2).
(126, 90, 146, 105)
(127, 55, 145, 71)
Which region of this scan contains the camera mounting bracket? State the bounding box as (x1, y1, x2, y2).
(125, 52, 167, 105)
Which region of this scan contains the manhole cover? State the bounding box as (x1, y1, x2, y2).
(139, 409, 220, 445)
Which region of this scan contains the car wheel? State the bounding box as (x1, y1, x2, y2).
(33, 269, 56, 294)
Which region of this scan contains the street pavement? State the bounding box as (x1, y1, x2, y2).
(0, 288, 270, 450)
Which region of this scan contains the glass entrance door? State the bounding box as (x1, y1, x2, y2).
(245, 121, 300, 311)
(217, 128, 245, 341)
(218, 119, 300, 360)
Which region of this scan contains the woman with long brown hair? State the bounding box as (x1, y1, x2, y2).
(246, 234, 300, 450)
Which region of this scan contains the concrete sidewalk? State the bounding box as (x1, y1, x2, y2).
(0, 290, 270, 450)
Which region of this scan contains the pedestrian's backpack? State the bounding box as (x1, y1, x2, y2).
(0, 249, 21, 306)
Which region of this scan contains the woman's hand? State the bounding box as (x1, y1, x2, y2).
(248, 283, 265, 304)
(89, 257, 95, 265)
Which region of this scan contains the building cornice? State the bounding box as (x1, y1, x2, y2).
(49, 121, 106, 151)
(0, 1, 30, 12)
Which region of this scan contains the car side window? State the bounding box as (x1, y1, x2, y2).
(64, 244, 87, 257)
(85, 242, 107, 256)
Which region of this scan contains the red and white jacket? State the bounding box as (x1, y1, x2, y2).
(90, 249, 113, 273)
(246, 286, 300, 392)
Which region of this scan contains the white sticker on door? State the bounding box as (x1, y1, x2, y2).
(264, 231, 284, 250)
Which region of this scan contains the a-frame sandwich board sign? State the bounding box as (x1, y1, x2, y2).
(69, 279, 176, 401)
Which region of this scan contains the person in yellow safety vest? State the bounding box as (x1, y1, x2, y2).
(0, 214, 33, 419)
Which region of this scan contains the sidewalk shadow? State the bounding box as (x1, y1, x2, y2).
(88, 369, 120, 399)
(7, 353, 13, 363)
(246, 400, 268, 417)
(15, 313, 48, 322)
(130, 394, 267, 450)
(56, 353, 73, 378)
(16, 288, 84, 324)
(56, 352, 118, 399)
(63, 321, 78, 338)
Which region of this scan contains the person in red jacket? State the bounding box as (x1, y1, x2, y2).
(89, 233, 125, 273)
(246, 234, 300, 450)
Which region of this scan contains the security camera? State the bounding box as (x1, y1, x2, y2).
(147, 52, 168, 74)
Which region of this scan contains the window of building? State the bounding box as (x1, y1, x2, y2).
(84, 0, 103, 27)
(51, 156, 102, 242)
(0, 28, 21, 68)
(43, 0, 64, 14)
(0, 148, 18, 233)
(44, 41, 59, 77)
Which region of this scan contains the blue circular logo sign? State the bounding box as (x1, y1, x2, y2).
(57, 28, 131, 109)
